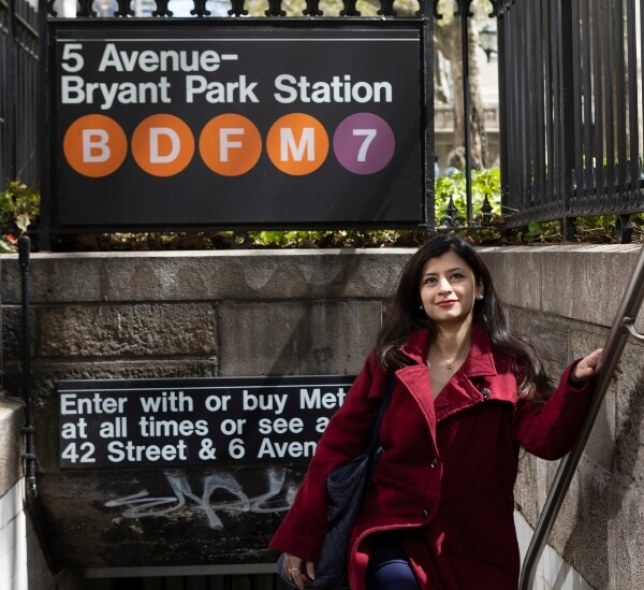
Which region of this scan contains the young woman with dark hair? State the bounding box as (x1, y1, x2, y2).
(376, 235, 553, 395)
(271, 235, 603, 590)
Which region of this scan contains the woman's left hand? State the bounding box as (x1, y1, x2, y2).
(571, 348, 604, 383)
(281, 552, 315, 589)
(571, 348, 623, 384)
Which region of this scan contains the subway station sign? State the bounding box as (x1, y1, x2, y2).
(50, 21, 427, 230)
(57, 375, 354, 469)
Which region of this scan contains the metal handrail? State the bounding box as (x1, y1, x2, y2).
(19, 235, 38, 498)
(519, 243, 644, 590)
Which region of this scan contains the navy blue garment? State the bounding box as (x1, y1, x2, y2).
(366, 536, 421, 590)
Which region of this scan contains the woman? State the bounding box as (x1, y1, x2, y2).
(270, 235, 603, 590)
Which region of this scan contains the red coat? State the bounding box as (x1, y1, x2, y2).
(270, 324, 593, 589)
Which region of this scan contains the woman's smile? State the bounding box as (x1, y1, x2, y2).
(436, 299, 457, 307)
(419, 250, 482, 326)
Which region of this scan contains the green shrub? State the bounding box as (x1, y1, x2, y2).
(0, 180, 41, 252)
(434, 167, 502, 225)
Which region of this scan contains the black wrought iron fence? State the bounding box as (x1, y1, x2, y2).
(0, 0, 40, 189)
(497, 0, 644, 242)
(2, 0, 642, 243)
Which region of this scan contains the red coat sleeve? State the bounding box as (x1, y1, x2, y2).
(269, 352, 385, 559)
(514, 361, 594, 460)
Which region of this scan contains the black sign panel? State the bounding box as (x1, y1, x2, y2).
(57, 375, 355, 469)
(51, 21, 427, 230)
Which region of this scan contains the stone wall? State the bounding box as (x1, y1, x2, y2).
(0, 245, 642, 588)
(482, 245, 644, 590)
(0, 398, 56, 590)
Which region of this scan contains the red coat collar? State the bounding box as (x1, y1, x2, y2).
(400, 322, 498, 378)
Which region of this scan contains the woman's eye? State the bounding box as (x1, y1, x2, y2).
(450, 273, 464, 280)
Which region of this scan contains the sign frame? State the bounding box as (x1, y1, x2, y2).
(46, 18, 434, 234)
(57, 374, 356, 470)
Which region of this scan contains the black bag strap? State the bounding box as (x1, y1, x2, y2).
(359, 375, 395, 496)
(365, 375, 395, 454)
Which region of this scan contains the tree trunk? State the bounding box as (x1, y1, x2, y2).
(434, 14, 489, 168)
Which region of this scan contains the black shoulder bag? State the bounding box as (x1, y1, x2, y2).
(277, 377, 395, 589)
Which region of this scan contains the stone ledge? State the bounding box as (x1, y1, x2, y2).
(0, 249, 413, 304)
(0, 397, 24, 496)
(2, 246, 640, 332)
(479, 244, 643, 330)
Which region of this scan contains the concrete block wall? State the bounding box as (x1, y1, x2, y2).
(514, 511, 593, 590)
(0, 398, 55, 590)
(0, 245, 642, 588)
(482, 244, 644, 590)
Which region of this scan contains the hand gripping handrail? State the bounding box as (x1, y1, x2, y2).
(519, 244, 644, 590)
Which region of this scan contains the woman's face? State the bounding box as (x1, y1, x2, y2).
(418, 250, 482, 327)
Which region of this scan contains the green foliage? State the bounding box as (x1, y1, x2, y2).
(248, 230, 318, 247)
(434, 167, 503, 224)
(0, 180, 41, 252)
(509, 214, 644, 244)
(46, 164, 643, 250)
(246, 229, 427, 249)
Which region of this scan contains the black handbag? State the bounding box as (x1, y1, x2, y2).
(277, 378, 394, 589)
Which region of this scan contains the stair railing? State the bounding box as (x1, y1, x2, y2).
(519, 243, 644, 590)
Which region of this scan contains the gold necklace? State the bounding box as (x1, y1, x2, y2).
(439, 354, 457, 370)
(427, 353, 457, 370)
(428, 343, 469, 371)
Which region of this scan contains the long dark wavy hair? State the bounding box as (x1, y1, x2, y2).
(375, 235, 553, 397)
